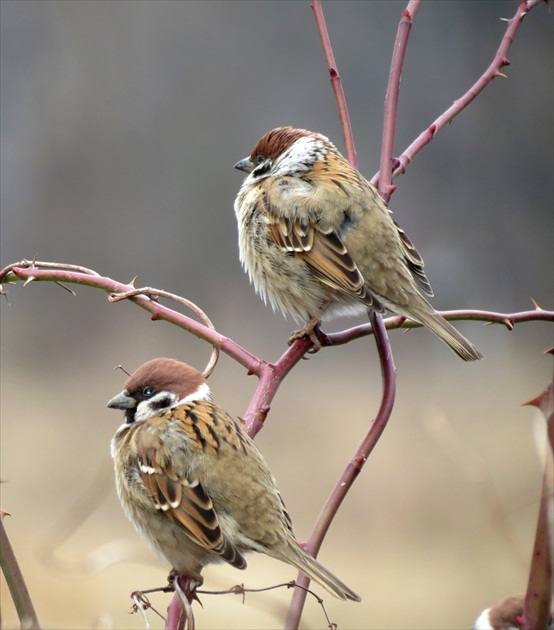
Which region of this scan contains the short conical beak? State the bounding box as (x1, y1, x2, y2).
(107, 391, 137, 410)
(234, 157, 254, 173)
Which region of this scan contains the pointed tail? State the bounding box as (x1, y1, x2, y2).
(409, 306, 483, 361)
(282, 543, 362, 602)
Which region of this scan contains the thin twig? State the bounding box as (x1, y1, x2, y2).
(172, 576, 195, 630)
(3, 262, 552, 437)
(378, 0, 421, 200)
(304, 9, 400, 623)
(131, 592, 153, 630)
(311, 0, 357, 167)
(108, 286, 219, 377)
(1, 261, 261, 376)
(326, 307, 554, 346)
(373, 0, 545, 184)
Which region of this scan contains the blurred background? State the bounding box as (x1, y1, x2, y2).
(1, 1, 552, 628)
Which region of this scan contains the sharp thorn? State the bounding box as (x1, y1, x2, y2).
(502, 318, 514, 330)
(113, 364, 131, 377)
(55, 281, 77, 296)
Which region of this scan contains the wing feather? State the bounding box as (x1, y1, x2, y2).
(267, 213, 384, 311)
(393, 219, 433, 296)
(137, 442, 246, 569)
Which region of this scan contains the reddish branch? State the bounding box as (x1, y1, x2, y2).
(311, 0, 358, 168)
(285, 310, 398, 627)
(378, 0, 422, 200)
(2, 263, 552, 431)
(3, 260, 553, 630)
(378, 0, 545, 185)
(1, 1, 549, 628)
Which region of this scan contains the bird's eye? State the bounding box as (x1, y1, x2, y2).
(142, 386, 155, 397)
(254, 154, 266, 165)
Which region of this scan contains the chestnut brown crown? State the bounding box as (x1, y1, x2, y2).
(107, 358, 210, 424)
(123, 357, 206, 401)
(248, 127, 319, 162)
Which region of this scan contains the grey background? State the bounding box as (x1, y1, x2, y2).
(1, 1, 552, 628)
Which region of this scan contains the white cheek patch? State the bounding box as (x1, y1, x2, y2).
(134, 401, 157, 423)
(135, 391, 179, 422)
(274, 136, 327, 178)
(178, 382, 212, 404)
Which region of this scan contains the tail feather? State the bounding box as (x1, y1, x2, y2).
(284, 544, 361, 602)
(408, 307, 483, 361)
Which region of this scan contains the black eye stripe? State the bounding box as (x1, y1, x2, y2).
(152, 395, 173, 411)
(253, 161, 271, 177)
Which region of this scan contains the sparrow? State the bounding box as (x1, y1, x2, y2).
(234, 126, 482, 361)
(108, 357, 361, 602)
(472, 594, 554, 629)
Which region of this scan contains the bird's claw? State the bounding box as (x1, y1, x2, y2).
(288, 318, 323, 352)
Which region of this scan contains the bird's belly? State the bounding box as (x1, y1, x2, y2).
(237, 210, 368, 322)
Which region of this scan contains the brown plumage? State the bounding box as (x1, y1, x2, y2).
(109, 358, 361, 601)
(234, 127, 482, 361)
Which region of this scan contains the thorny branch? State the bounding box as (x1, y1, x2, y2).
(2, 258, 553, 630)
(311, 0, 357, 168)
(377, 0, 422, 201)
(132, 580, 338, 630)
(285, 310, 398, 627)
(374, 0, 546, 186)
(1, 1, 550, 628)
(2, 259, 551, 437)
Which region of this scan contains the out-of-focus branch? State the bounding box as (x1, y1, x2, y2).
(522, 352, 553, 630)
(0, 512, 41, 630)
(311, 0, 357, 168)
(376, 0, 545, 184)
(378, 0, 421, 201)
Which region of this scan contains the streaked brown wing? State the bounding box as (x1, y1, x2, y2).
(301, 229, 363, 293)
(265, 176, 384, 310)
(393, 219, 433, 296)
(137, 445, 246, 569)
(268, 215, 314, 252)
(302, 229, 385, 312)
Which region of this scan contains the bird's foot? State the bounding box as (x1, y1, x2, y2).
(288, 317, 324, 352)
